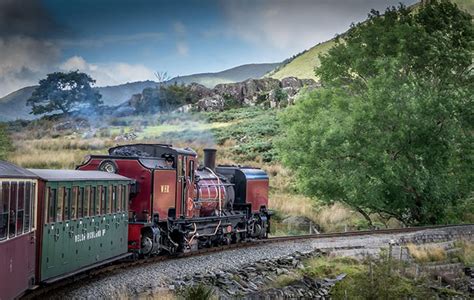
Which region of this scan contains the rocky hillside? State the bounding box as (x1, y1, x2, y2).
(123, 77, 319, 115)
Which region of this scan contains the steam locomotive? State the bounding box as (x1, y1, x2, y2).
(0, 144, 270, 299)
(77, 144, 271, 255)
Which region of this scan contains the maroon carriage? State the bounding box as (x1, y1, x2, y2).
(0, 161, 37, 300)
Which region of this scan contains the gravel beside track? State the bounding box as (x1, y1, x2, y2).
(43, 225, 473, 299)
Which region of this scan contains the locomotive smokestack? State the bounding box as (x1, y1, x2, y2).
(203, 148, 217, 171)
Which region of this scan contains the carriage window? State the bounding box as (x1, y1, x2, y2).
(71, 187, 78, 220)
(0, 182, 9, 240)
(31, 183, 36, 229)
(107, 185, 113, 214)
(48, 187, 57, 223)
(9, 182, 17, 238)
(24, 182, 31, 232)
(124, 185, 128, 212)
(99, 186, 106, 215)
(116, 185, 121, 212)
(77, 187, 84, 218)
(112, 185, 117, 212)
(92, 186, 99, 216)
(84, 186, 90, 217)
(17, 182, 25, 234)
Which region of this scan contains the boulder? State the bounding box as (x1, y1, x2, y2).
(196, 94, 225, 111)
(188, 83, 213, 98)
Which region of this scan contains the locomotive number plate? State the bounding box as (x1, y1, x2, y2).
(161, 185, 170, 193)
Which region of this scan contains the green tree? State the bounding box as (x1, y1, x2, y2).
(27, 71, 103, 115)
(277, 1, 473, 225)
(0, 125, 11, 160)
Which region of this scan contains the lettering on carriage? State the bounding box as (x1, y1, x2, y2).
(161, 185, 170, 193)
(74, 229, 107, 243)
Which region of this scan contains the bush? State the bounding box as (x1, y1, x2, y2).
(0, 124, 11, 159)
(177, 284, 215, 300)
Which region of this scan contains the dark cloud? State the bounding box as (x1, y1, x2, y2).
(0, 0, 61, 37)
(0, 0, 63, 96)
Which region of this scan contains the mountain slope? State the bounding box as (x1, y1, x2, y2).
(0, 63, 280, 121)
(267, 0, 473, 81)
(267, 40, 335, 81)
(168, 63, 280, 88)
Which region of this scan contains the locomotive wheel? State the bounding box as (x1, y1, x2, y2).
(141, 234, 153, 256)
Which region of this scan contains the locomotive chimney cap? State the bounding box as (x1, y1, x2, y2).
(203, 148, 217, 171)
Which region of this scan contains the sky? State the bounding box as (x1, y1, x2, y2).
(0, 0, 417, 98)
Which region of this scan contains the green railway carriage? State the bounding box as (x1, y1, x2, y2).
(28, 169, 133, 283)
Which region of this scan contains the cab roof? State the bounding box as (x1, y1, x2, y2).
(0, 161, 38, 179)
(28, 169, 132, 182)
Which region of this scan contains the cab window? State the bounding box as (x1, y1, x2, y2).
(189, 160, 195, 182)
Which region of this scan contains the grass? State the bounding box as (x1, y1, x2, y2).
(453, 240, 474, 265)
(452, 0, 474, 14)
(267, 40, 335, 81)
(302, 256, 363, 279)
(407, 244, 448, 263)
(301, 255, 438, 299)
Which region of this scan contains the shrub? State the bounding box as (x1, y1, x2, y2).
(177, 284, 215, 300)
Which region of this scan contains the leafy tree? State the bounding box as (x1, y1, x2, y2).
(277, 1, 473, 225)
(0, 125, 11, 160)
(132, 83, 198, 114)
(27, 71, 103, 115)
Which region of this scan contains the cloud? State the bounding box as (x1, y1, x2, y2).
(0, 0, 60, 37)
(0, 36, 61, 97)
(176, 41, 189, 56)
(219, 0, 417, 53)
(58, 32, 164, 48)
(173, 21, 187, 35)
(60, 56, 155, 86)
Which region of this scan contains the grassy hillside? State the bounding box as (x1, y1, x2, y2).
(267, 40, 335, 81)
(267, 0, 473, 81)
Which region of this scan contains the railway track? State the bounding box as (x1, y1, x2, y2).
(23, 223, 472, 299)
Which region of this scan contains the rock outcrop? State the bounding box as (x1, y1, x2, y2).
(204, 77, 318, 111)
(122, 76, 319, 114)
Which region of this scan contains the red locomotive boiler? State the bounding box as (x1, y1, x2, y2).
(77, 144, 271, 255)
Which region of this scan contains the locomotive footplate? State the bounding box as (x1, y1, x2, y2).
(166, 212, 248, 251)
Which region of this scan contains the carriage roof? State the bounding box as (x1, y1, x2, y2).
(0, 161, 38, 179)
